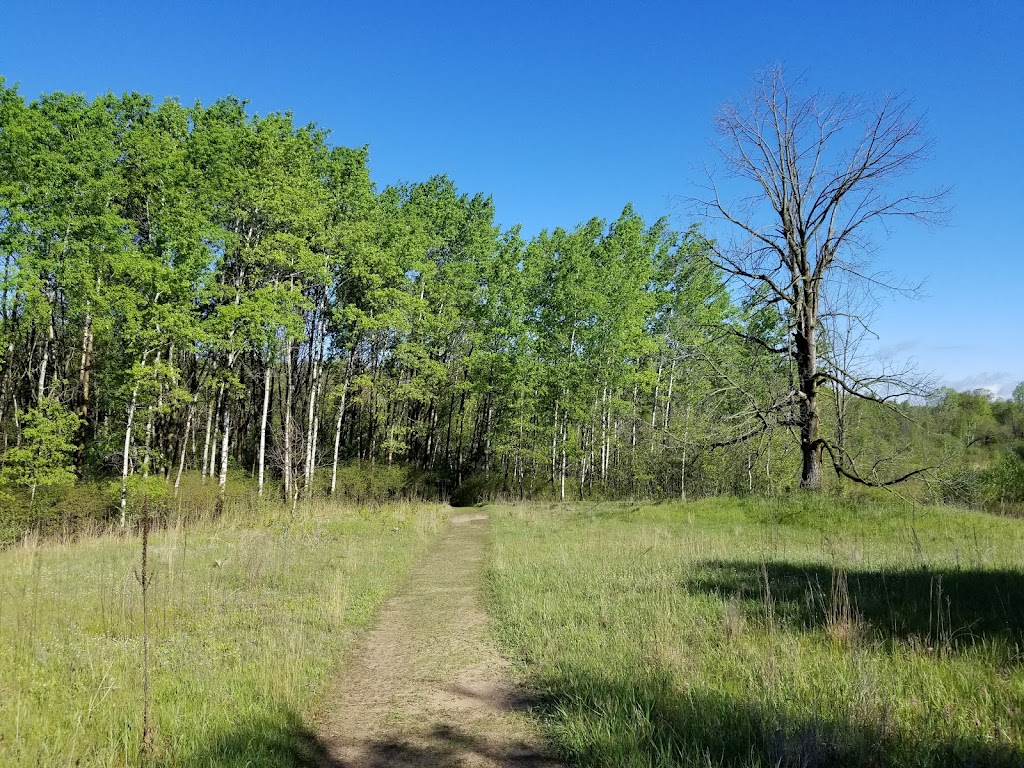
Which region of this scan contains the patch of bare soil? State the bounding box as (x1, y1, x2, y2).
(314, 514, 561, 767)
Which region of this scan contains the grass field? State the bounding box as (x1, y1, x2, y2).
(486, 497, 1024, 767)
(0, 498, 445, 767)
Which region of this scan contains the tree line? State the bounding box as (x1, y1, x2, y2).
(0, 78, 1021, 524)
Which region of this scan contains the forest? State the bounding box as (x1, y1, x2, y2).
(1, 79, 1022, 541)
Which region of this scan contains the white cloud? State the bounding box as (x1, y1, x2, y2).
(942, 372, 1022, 399)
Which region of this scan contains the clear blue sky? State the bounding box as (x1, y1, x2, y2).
(2, 0, 1021, 396)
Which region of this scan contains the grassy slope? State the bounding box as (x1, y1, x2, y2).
(0, 500, 445, 767)
(486, 498, 1024, 767)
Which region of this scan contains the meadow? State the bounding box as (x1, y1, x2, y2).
(486, 497, 1024, 767)
(4, 490, 1023, 768)
(0, 490, 445, 767)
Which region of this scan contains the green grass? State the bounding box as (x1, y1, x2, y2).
(0, 496, 446, 767)
(486, 497, 1024, 767)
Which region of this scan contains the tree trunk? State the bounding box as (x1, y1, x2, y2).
(550, 402, 559, 485)
(650, 358, 662, 452)
(796, 312, 822, 490)
(75, 306, 94, 474)
(330, 379, 349, 495)
(142, 351, 162, 479)
(37, 318, 55, 404)
(217, 385, 230, 512)
(284, 340, 294, 500)
(303, 320, 324, 498)
(560, 416, 567, 501)
(201, 397, 214, 482)
(174, 401, 195, 497)
(257, 363, 271, 497)
(120, 380, 141, 527)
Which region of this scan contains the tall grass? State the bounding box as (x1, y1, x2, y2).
(487, 498, 1024, 767)
(0, 494, 446, 767)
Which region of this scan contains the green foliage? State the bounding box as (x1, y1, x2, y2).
(983, 452, 1024, 509)
(1, 397, 79, 499)
(0, 80, 1019, 515)
(0, 482, 111, 547)
(326, 461, 426, 504)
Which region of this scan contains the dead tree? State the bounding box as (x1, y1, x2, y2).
(694, 66, 948, 489)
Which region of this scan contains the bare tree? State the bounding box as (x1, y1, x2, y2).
(694, 66, 948, 489)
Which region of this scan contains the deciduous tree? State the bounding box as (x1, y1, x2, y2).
(694, 66, 947, 489)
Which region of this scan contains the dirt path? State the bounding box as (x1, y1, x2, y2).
(314, 513, 561, 768)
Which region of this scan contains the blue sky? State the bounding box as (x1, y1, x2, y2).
(1, 0, 1021, 396)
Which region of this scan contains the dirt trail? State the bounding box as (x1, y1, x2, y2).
(314, 513, 561, 768)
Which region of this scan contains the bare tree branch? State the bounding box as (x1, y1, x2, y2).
(688, 65, 948, 489)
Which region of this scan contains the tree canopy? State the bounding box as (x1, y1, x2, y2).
(0, 77, 1019, 522)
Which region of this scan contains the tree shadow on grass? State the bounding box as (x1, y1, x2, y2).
(153, 709, 337, 768)
(160, 707, 557, 768)
(528, 664, 1023, 768)
(686, 561, 1024, 658)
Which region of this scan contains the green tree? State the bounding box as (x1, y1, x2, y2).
(2, 397, 79, 504)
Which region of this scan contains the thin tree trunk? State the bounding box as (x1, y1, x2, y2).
(560, 416, 567, 501)
(550, 402, 559, 485)
(330, 379, 349, 495)
(257, 363, 271, 497)
(664, 360, 675, 430)
(796, 311, 822, 489)
(680, 444, 687, 501)
(75, 303, 94, 473)
(200, 397, 214, 483)
(120, 379, 142, 527)
(284, 340, 294, 500)
(650, 358, 662, 453)
(600, 386, 607, 483)
(631, 381, 638, 452)
(142, 351, 162, 479)
(217, 385, 229, 512)
(304, 320, 324, 498)
(174, 401, 195, 497)
(37, 318, 55, 403)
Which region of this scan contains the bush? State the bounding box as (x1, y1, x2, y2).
(327, 461, 426, 504)
(0, 482, 113, 546)
(934, 465, 984, 507)
(983, 453, 1024, 512)
(450, 471, 507, 507)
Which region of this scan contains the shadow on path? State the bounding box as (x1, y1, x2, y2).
(167, 709, 553, 768)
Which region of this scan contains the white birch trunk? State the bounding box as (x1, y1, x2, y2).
(218, 387, 230, 502)
(174, 402, 194, 497)
(120, 380, 141, 527)
(330, 380, 349, 495)
(257, 364, 271, 497)
(201, 398, 214, 482)
(284, 340, 293, 498)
